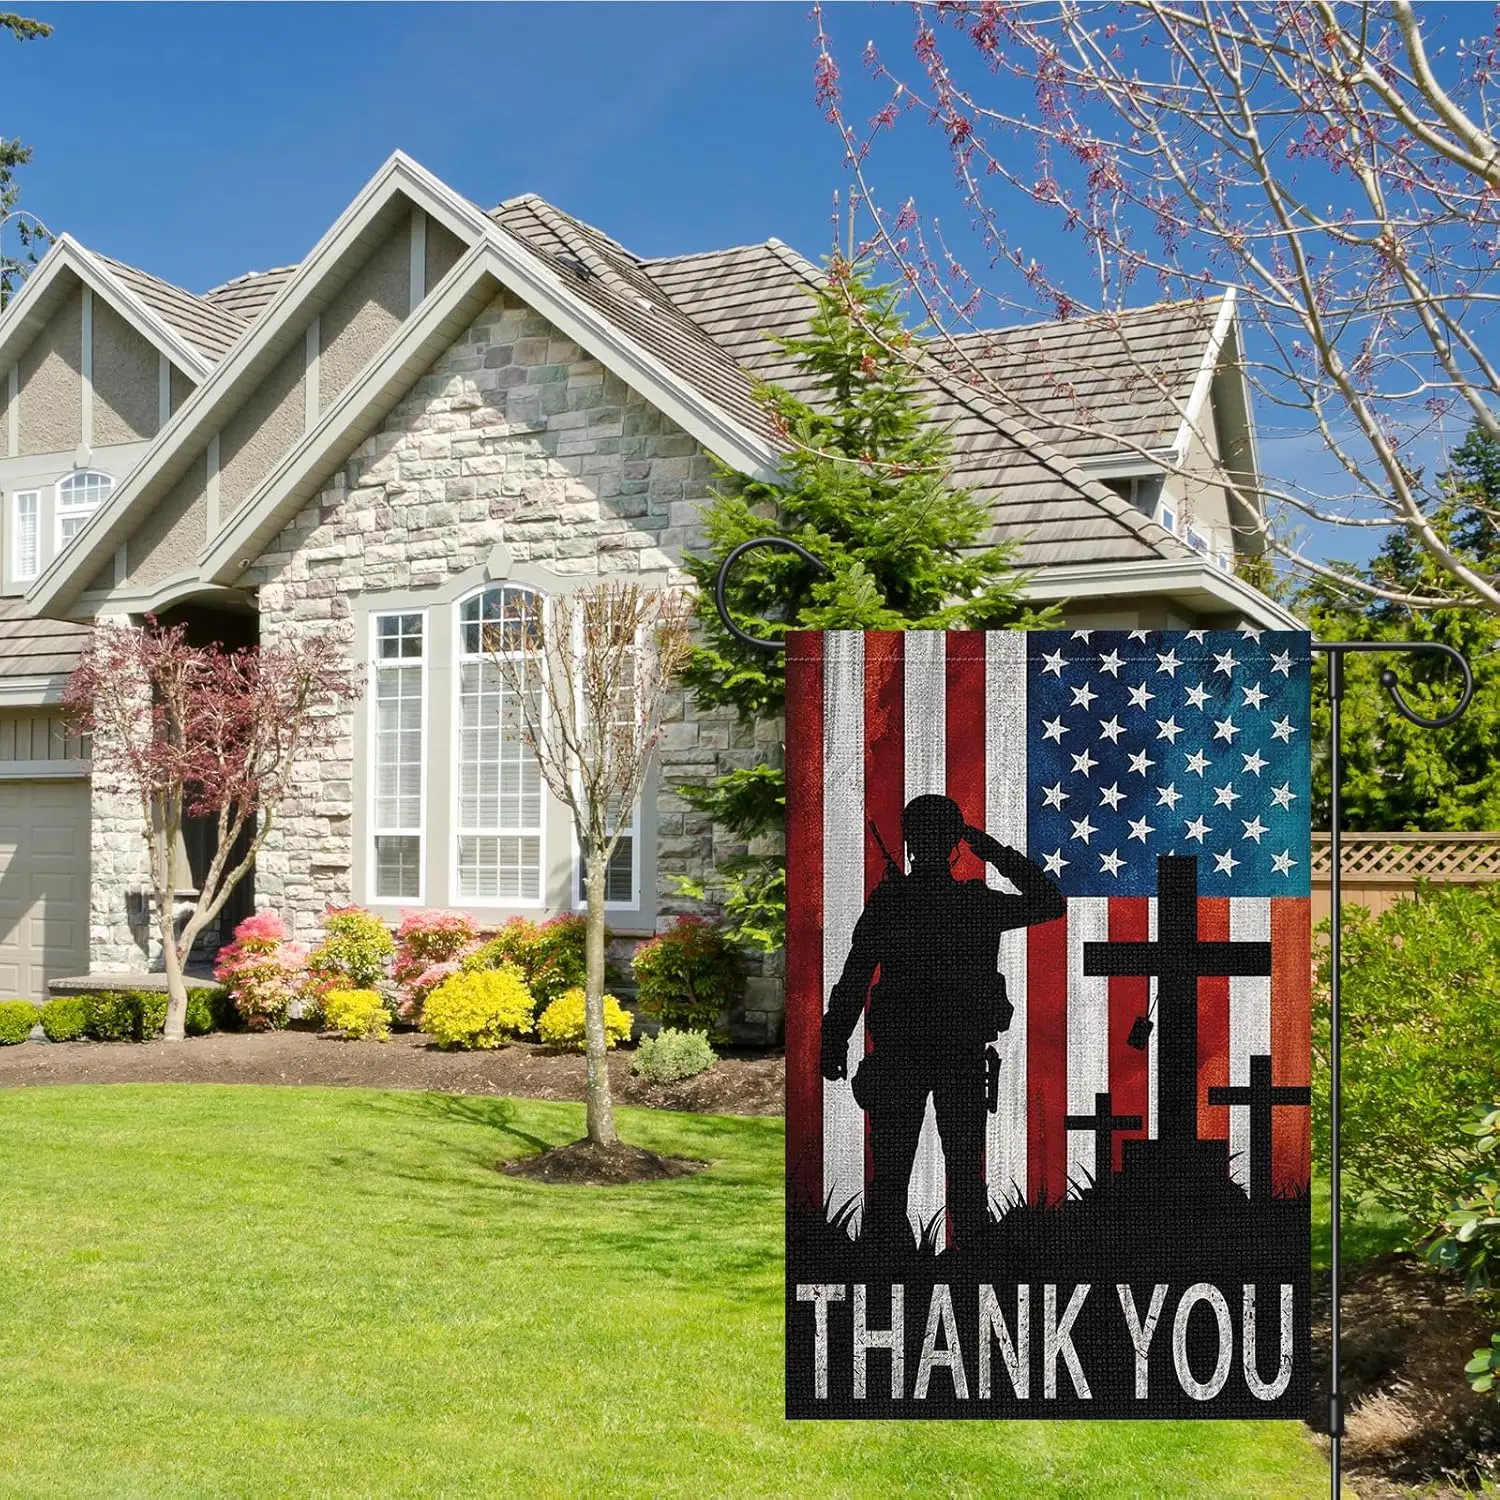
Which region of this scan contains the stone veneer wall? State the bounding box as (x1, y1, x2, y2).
(230, 288, 785, 1041)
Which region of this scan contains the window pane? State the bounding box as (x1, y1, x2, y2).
(457, 835, 541, 902)
(373, 622, 424, 856)
(374, 835, 421, 900)
(12, 491, 38, 580)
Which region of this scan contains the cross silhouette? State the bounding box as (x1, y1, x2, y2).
(1083, 855, 1272, 1151)
(1065, 1090, 1144, 1190)
(1208, 1053, 1311, 1201)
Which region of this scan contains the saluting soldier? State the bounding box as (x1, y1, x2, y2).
(820, 793, 1064, 1249)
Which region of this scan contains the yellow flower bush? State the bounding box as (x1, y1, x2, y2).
(322, 988, 390, 1042)
(536, 986, 632, 1051)
(422, 966, 534, 1050)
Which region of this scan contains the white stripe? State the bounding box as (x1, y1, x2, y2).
(903, 631, 947, 1240)
(822, 632, 867, 1225)
(986, 631, 1029, 1205)
(1229, 898, 1272, 1192)
(1066, 896, 1112, 1195)
(1147, 897, 1159, 1139)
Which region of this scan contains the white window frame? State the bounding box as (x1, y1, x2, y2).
(55, 470, 113, 552)
(368, 609, 428, 906)
(453, 583, 547, 909)
(10, 488, 40, 582)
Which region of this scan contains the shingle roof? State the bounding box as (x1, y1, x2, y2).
(203, 265, 299, 325)
(0, 599, 88, 679)
(94, 254, 247, 364)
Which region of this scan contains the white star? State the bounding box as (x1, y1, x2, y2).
(1072, 629, 1094, 641)
(1127, 681, 1156, 710)
(1238, 624, 1264, 641)
(1156, 648, 1182, 677)
(1099, 715, 1126, 744)
(1043, 848, 1070, 877)
(1213, 782, 1240, 808)
(1213, 715, 1241, 743)
(1129, 629, 1150, 642)
(1241, 815, 1269, 844)
(1099, 782, 1126, 811)
(1072, 747, 1098, 777)
(1042, 648, 1068, 677)
(1127, 814, 1155, 843)
(1127, 748, 1156, 777)
(1185, 681, 1211, 710)
(1271, 849, 1298, 876)
(1270, 650, 1293, 677)
(1185, 749, 1211, 777)
(1186, 629, 1208, 643)
(1271, 715, 1295, 742)
(1270, 782, 1297, 811)
(1213, 848, 1240, 875)
(1099, 849, 1125, 877)
(1241, 749, 1268, 776)
(1097, 649, 1124, 677)
(1156, 715, 1183, 744)
(1070, 815, 1097, 845)
(1043, 716, 1069, 743)
(1157, 783, 1182, 810)
(1184, 815, 1212, 843)
(1213, 648, 1239, 676)
(1043, 781, 1070, 810)
(1070, 681, 1098, 710)
(1242, 682, 1268, 710)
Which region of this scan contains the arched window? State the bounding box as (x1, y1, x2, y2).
(56, 470, 113, 550)
(456, 584, 545, 903)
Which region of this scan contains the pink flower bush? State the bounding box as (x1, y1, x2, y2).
(393, 910, 480, 1019)
(214, 910, 305, 1030)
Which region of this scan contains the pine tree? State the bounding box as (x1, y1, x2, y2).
(678, 256, 1048, 949)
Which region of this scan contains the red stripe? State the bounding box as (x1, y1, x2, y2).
(784, 632, 824, 1214)
(945, 631, 987, 883)
(1271, 897, 1312, 1195)
(1027, 911, 1070, 1206)
(862, 634, 904, 1188)
(1198, 898, 1232, 1141)
(1107, 897, 1151, 1172)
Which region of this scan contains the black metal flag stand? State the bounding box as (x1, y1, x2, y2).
(713, 540, 1476, 1496)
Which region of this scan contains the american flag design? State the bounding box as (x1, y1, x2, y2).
(784, 628, 1312, 1235)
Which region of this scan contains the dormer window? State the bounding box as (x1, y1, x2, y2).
(11, 489, 39, 581)
(56, 470, 112, 550)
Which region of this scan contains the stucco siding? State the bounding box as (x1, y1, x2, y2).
(127, 456, 207, 587)
(17, 287, 82, 456)
(169, 363, 195, 417)
(218, 339, 306, 519)
(318, 228, 410, 411)
(91, 299, 159, 446)
(425, 221, 466, 294)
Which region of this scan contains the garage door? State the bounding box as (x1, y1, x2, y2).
(0, 779, 90, 1001)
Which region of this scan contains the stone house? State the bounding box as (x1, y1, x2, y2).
(0, 154, 1299, 1039)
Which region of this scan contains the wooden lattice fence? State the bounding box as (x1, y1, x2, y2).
(1311, 832, 1500, 922)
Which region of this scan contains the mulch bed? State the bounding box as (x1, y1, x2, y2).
(0, 1027, 785, 1117)
(501, 1139, 706, 1186)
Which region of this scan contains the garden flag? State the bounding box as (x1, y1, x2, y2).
(784, 630, 1312, 1419)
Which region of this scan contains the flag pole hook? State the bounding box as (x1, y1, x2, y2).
(716, 539, 1478, 1495)
(1311, 640, 1473, 1498)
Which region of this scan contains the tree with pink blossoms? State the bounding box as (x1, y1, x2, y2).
(63, 618, 357, 1042)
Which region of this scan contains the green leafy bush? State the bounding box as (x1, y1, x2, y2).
(462, 915, 595, 1008)
(631, 917, 744, 1037)
(421, 967, 534, 1051)
(304, 907, 395, 994)
(1314, 886, 1500, 1232)
(39, 995, 88, 1042)
(84, 991, 144, 1042)
(0, 1000, 35, 1044)
(137, 992, 168, 1039)
(536, 987, 631, 1051)
(632, 1027, 717, 1084)
(322, 988, 391, 1042)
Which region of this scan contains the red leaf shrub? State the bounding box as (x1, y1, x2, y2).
(393, 911, 480, 1019)
(213, 910, 305, 1030)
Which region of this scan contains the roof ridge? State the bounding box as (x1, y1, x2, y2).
(204, 264, 301, 297)
(956, 292, 1227, 340)
(643, 239, 787, 266)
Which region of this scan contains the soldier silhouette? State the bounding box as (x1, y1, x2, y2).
(820, 793, 1064, 1249)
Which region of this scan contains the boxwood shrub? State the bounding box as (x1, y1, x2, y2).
(0, 1000, 36, 1044)
(39, 995, 88, 1042)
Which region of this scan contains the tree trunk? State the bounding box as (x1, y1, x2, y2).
(583, 850, 618, 1146)
(160, 913, 189, 1043)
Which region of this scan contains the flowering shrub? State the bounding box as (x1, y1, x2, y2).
(462, 914, 591, 1008)
(304, 907, 395, 995)
(322, 988, 391, 1042)
(632, 1027, 717, 1084)
(394, 911, 479, 1018)
(632, 916, 744, 1036)
(536, 987, 632, 1051)
(421, 967, 534, 1050)
(214, 910, 305, 1030)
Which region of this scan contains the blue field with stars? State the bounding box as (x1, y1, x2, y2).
(1025, 629, 1313, 899)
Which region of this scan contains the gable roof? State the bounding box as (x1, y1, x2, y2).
(93, 253, 247, 364)
(204, 265, 299, 325)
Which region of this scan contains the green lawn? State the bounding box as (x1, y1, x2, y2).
(0, 1085, 1327, 1498)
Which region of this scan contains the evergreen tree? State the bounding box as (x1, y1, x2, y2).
(678, 256, 1049, 949)
(1299, 424, 1500, 831)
